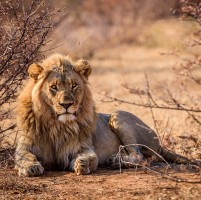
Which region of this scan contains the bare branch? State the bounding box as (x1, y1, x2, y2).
(116, 144, 201, 183)
(0, 0, 59, 140)
(102, 94, 201, 113)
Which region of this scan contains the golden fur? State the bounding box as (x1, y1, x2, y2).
(15, 54, 98, 176)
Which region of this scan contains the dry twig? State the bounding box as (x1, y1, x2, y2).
(116, 144, 201, 184)
(0, 0, 59, 136)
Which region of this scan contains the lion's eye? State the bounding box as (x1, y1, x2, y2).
(50, 85, 57, 90)
(72, 83, 78, 89)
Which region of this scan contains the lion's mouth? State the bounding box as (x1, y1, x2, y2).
(58, 110, 77, 116)
(58, 113, 76, 123)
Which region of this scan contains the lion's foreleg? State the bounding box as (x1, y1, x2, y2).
(70, 148, 98, 175)
(15, 135, 44, 177)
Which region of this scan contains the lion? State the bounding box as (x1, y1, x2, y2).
(15, 54, 190, 176)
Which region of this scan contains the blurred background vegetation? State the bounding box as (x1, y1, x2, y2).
(48, 0, 182, 57)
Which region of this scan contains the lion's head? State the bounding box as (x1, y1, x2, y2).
(27, 54, 94, 124)
(17, 54, 96, 139)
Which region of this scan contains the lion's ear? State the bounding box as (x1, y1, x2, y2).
(28, 63, 43, 81)
(74, 60, 92, 79)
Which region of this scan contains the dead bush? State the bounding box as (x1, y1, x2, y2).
(0, 0, 58, 164)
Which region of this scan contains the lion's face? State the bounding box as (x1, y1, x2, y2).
(29, 54, 92, 123)
(43, 70, 84, 122)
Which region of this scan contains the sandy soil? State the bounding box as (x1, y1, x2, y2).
(1, 167, 201, 200)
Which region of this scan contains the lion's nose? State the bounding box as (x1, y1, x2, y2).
(59, 103, 74, 109)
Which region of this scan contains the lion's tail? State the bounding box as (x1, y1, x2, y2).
(158, 146, 190, 164)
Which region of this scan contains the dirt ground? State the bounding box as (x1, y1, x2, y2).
(1, 19, 201, 199)
(1, 167, 201, 200)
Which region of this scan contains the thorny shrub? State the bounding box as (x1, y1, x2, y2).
(0, 0, 58, 165)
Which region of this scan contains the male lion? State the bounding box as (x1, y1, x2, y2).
(15, 54, 189, 176)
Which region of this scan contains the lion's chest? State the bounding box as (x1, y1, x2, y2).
(32, 129, 81, 170)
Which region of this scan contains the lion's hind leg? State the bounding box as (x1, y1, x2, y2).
(108, 110, 159, 167)
(107, 147, 143, 169)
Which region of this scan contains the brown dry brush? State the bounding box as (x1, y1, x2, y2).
(0, 0, 58, 164)
(181, 0, 201, 25)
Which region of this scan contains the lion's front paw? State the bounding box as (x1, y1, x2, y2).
(17, 162, 44, 177)
(73, 155, 98, 175)
(74, 157, 90, 175)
